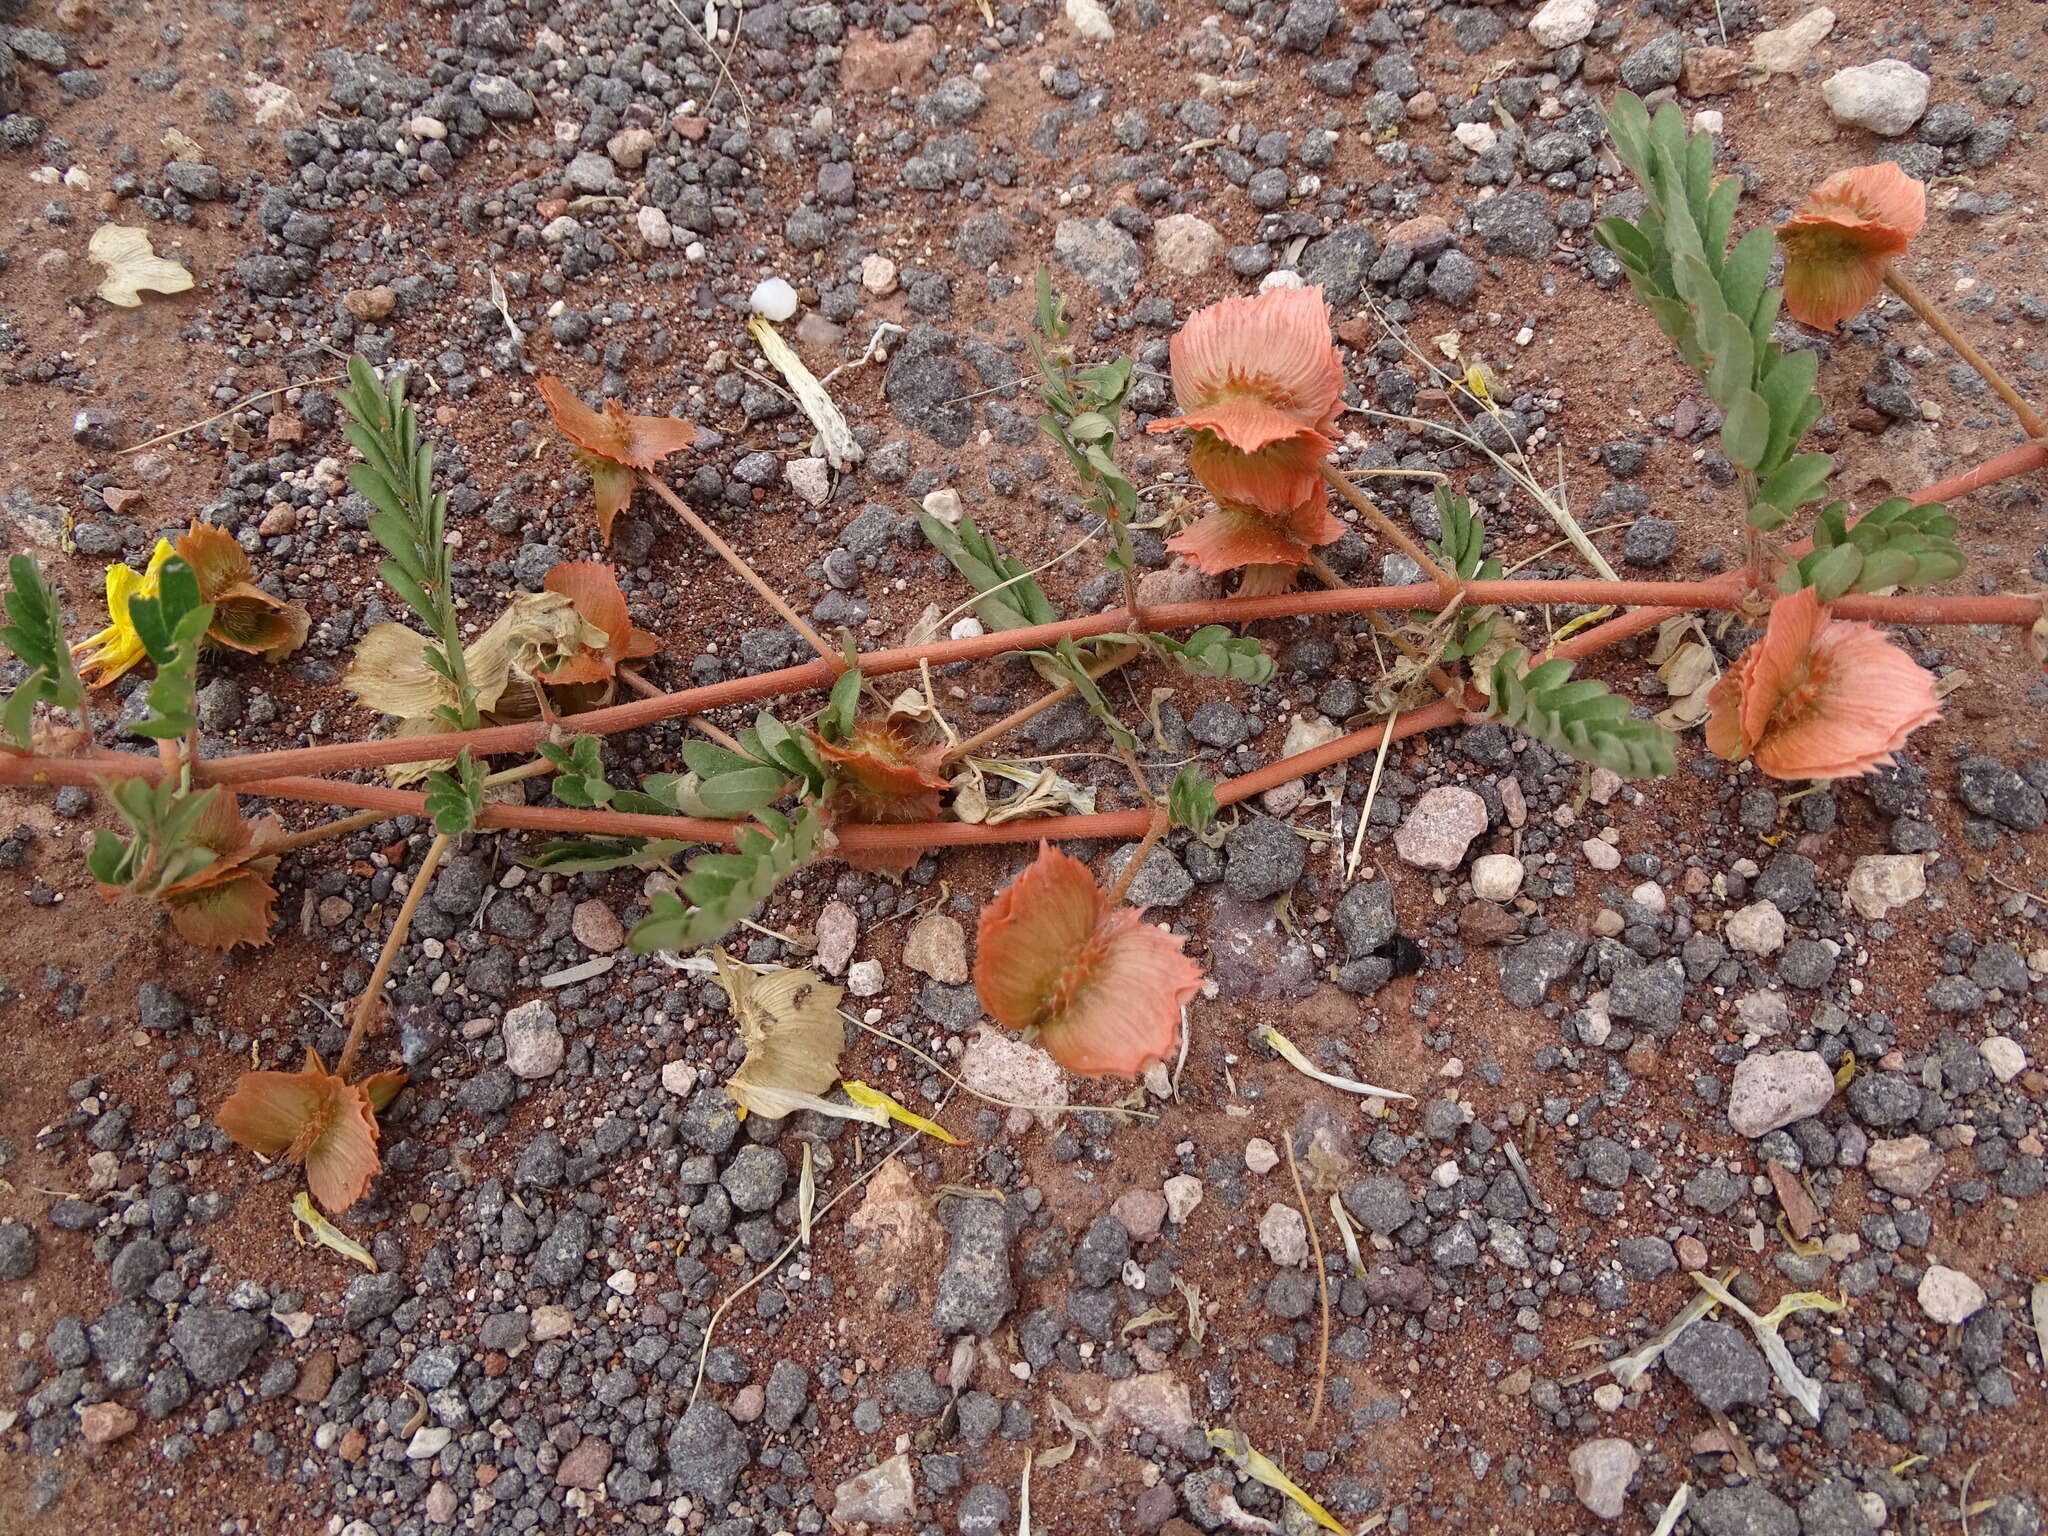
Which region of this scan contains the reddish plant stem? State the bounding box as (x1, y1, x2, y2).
(106, 582, 2040, 788)
(336, 831, 449, 1080)
(639, 471, 838, 662)
(1321, 460, 1459, 600)
(1884, 267, 2046, 442)
(1906, 439, 2048, 507)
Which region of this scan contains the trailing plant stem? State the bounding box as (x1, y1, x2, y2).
(1105, 811, 1169, 906)
(1884, 267, 2046, 442)
(337, 831, 450, 1079)
(941, 643, 1140, 765)
(639, 471, 837, 663)
(1320, 461, 1459, 599)
(32, 582, 2037, 790)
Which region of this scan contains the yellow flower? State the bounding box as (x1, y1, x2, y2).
(74, 538, 174, 687)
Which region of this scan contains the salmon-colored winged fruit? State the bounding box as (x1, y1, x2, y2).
(973, 844, 1204, 1077)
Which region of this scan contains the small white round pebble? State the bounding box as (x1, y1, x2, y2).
(748, 276, 799, 321)
(949, 616, 984, 641)
(1470, 853, 1524, 902)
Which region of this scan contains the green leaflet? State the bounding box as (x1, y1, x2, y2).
(124, 556, 214, 741)
(1486, 647, 1675, 779)
(539, 734, 616, 808)
(0, 553, 87, 746)
(1140, 626, 1275, 684)
(422, 749, 487, 835)
(820, 668, 863, 741)
(1601, 91, 1831, 524)
(86, 779, 223, 895)
(627, 806, 824, 953)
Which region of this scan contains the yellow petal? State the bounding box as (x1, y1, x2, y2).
(289, 1191, 378, 1271)
(1207, 1430, 1346, 1534)
(841, 1081, 964, 1144)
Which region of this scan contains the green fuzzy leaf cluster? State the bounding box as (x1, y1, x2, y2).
(627, 806, 825, 954)
(1168, 765, 1219, 834)
(1425, 490, 1501, 661)
(681, 709, 833, 814)
(126, 555, 213, 741)
(339, 356, 476, 728)
(918, 511, 1061, 633)
(818, 669, 863, 742)
(87, 780, 222, 893)
(0, 553, 86, 747)
(1486, 648, 1675, 779)
(1140, 626, 1276, 684)
(422, 749, 487, 836)
(1782, 499, 1964, 599)
(1595, 93, 1828, 532)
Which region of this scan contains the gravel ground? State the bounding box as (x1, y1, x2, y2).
(3, 0, 2048, 1531)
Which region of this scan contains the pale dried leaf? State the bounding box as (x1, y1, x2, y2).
(89, 225, 195, 307)
(2031, 1281, 2047, 1379)
(1207, 1430, 1345, 1534)
(1192, 72, 1258, 101)
(798, 1142, 816, 1246)
(1259, 1025, 1413, 1101)
(747, 316, 861, 471)
(1033, 1439, 1076, 1471)
(950, 763, 990, 825)
(714, 950, 848, 1119)
(1650, 1485, 1692, 1536)
(344, 592, 607, 780)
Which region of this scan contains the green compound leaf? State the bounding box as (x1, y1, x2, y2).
(1781, 499, 1964, 600)
(1144, 626, 1275, 684)
(1486, 648, 1675, 780)
(1425, 490, 1502, 661)
(539, 734, 615, 808)
(422, 748, 487, 835)
(0, 554, 87, 745)
(626, 806, 825, 954)
(124, 556, 213, 742)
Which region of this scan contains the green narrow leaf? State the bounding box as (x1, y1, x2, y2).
(822, 669, 863, 741)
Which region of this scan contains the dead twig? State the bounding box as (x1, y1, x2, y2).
(1282, 1132, 1331, 1434)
